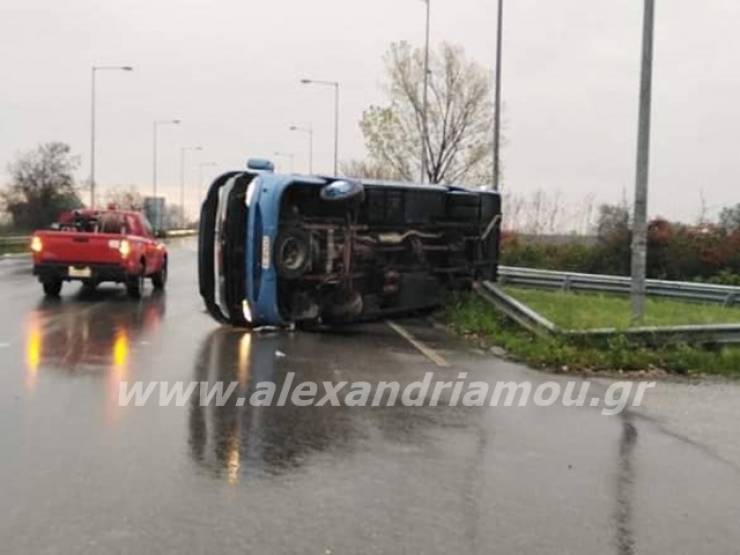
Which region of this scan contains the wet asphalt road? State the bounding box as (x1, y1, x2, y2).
(2, 239, 740, 554)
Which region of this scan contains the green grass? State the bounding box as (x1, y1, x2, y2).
(439, 291, 740, 376)
(0, 242, 28, 256)
(502, 286, 740, 330)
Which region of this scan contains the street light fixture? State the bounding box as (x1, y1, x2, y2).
(300, 79, 340, 176)
(273, 151, 295, 173)
(179, 146, 203, 228)
(289, 124, 314, 174)
(90, 65, 133, 208)
(153, 119, 181, 198)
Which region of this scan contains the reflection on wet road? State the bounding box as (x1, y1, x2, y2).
(1, 239, 740, 554)
(24, 292, 164, 378)
(188, 328, 477, 487)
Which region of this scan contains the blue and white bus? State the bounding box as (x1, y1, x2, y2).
(199, 159, 501, 327)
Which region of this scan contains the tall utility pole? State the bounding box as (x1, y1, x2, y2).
(492, 0, 504, 191)
(420, 0, 431, 184)
(300, 79, 340, 176)
(90, 65, 133, 208)
(631, 0, 656, 323)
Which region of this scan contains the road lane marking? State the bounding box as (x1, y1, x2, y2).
(385, 320, 450, 368)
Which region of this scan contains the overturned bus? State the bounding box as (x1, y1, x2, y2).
(199, 159, 501, 328)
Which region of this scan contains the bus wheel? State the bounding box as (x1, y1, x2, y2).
(275, 228, 312, 280)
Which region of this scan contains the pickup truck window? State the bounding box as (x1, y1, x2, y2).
(100, 215, 126, 234)
(141, 217, 154, 238)
(125, 214, 152, 237)
(70, 216, 99, 233)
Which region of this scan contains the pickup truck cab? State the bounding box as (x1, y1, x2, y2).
(31, 208, 168, 298)
(199, 160, 501, 328)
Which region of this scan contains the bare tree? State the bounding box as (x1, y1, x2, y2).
(697, 189, 709, 225)
(359, 42, 495, 185)
(339, 159, 404, 181)
(501, 190, 601, 236)
(719, 203, 740, 232)
(104, 186, 144, 211)
(1, 142, 82, 230)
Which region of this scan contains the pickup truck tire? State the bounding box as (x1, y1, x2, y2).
(81, 280, 97, 294)
(151, 260, 167, 290)
(42, 279, 63, 297)
(126, 272, 145, 299)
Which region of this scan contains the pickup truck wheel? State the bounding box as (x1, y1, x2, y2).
(126, 273, 145, 299)
(42, 280, 63, 297)
(81, 280, 97, 294)
(151, 261, 167, 290)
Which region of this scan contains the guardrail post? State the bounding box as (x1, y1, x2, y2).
(563, 276, 571, 293)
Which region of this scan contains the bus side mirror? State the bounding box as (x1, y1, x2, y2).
(247, 158, 275, 172)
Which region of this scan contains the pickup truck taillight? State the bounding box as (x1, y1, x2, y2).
(30, 236, 43, 253)
(118, 239, 131, 258)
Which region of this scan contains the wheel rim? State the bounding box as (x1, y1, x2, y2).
(280, 238, 307, 272)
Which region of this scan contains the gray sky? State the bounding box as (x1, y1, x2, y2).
(1, 0, 738, 223)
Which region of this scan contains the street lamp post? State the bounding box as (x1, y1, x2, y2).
(631, 0, 656, 323)
(90, 65, 133, 208)
(273, 152, 295, 173)
(289, 125, 314, 174)
(493, 0, 504, 191)
(420, 0, 431, 184)
(179, 146, 203, 228)
(153, 119, 181, 198)
(300, 79, 340, 176)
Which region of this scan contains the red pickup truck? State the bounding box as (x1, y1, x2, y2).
(31, 208, 168, 298)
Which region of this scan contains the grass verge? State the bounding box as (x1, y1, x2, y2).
(439, 291, 740, 377)
(0, 244, 28, 256)
(501, 286, 740, 329)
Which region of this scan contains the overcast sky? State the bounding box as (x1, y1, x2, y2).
(1, 0, 738, 222)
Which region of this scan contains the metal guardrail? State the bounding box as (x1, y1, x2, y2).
(499, 266, 740, 306)
(475, 280, 740, 347)
(164, 229, 198, 238)
(0, 236, 31, 247)
(473, 281, 557, 339)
